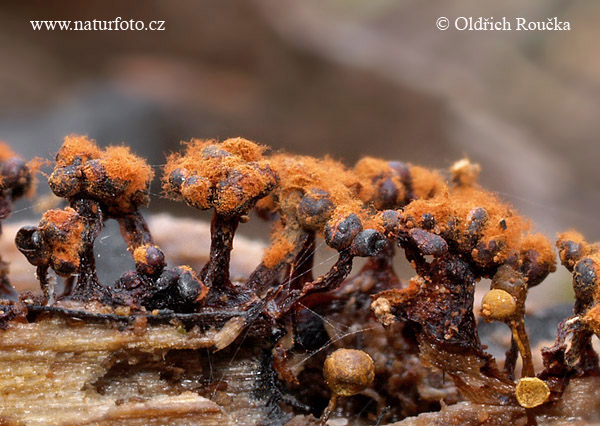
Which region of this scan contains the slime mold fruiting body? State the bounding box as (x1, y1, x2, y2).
(3, 136, 600, 425)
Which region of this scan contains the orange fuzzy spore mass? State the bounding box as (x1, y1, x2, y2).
(263, 230, 296, 268)
(403, 186, 530, 266)
(55, 134, 102, 166)
(163, 138, 275, 215)
(264, 154, 363, 219)
(163, 139, 215, 188)
(363, 211, 385, 233)
(584, 304, 600, 336)
(375, 276, 423, 307)
(450, 158, 481, 188)
(164, 138, 266, 188)
(42, 207, 78, 227)
(216, 163, 272, 212)
(26, 157, 50, 175)
(556, 230, 597, 269)
(51, 135, 153, 212)
(353, 157, 390, 180)
(133, 244, 151, 264)
(353, 157, 407, 207)
(221, 137, 265, 162)
(0, 142, 16, 161)
(40, 207, 85, 270)
(101, 145, 154, 197)
(557, 230, 588, 249)
(0, 143, 33, 194)
(519, 233, 557, 269)
(408, 166, 446, 200)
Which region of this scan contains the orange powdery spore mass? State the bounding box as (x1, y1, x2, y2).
(180, 177, 211, 210)
(263, 227, 296, 268)
(133, 244, 152, 263)
(180, 265, 209, 302)
(25, 157, 51, 197)
(163, 138, 275, 215)
(267, 154, 363, 213)
(216, 163, 275, 214)
(54, 135, 154, 210)
(0, 142, 31, 193)
(556, 230, 596, 268)
(353, 157, 406, 206)
(328, 203, 383, 233)
(163, 139, 216, 190)
(56, 134, 102, 166)
(221, 137, 266, 162)
(163, 138, 264, 187)
(353, 157, 389, 180)
(27, 157, 50, 175)
(409, 166, 446, 200)
(41, 207, 78, 228)
(101, 145, 154, 195)
(255, 192, 277, 213)
(584, 304, 600, 336)
(450, 158, 481, 188)
(376, 277, 423, 306)
(557, 230, 588, 248)
(41, 207, 85, 269)
(0, 142, 16, 161)
(403, 186, 529, 266)
(519, 233, 557, 269)
(363, 212, 385, 233)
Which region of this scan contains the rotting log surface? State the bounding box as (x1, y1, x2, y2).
(0, 315, 270, 426)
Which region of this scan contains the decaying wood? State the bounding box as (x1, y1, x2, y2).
(0, 216, 274, 426)
(390, 376, 600, 426)
(0, 314, 270, 426)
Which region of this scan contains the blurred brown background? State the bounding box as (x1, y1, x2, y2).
(1, 0, 599, 302)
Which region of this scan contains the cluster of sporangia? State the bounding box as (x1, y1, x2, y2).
(0, 135, 599, 423)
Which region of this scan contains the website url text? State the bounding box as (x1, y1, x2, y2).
(31, 17, 166, 32)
